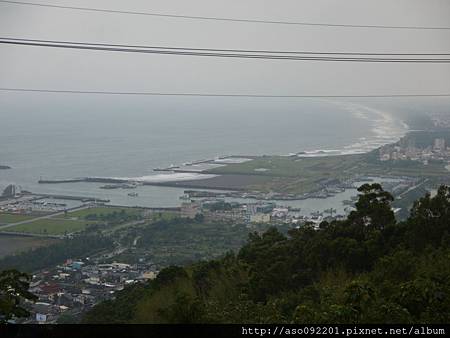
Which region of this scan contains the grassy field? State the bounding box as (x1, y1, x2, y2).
(205, 152, 449, 194)
(361, 161, 449, 177)
(151, 212, 178, 221)
(0, 235, 59, 258)
(2, 218, 93, 235)
(208, 154, 363, 178)
(0, 213, 37, 224)
(206, 154, 364, 193)
(0, 206, 145, 236)
(64, 206, 143, 219)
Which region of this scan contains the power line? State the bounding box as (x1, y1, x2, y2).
(1, 38, 450, 63)
(1, 37, 449, 56)
(1, 0, 449, 31)
(1, 88, 449, 98)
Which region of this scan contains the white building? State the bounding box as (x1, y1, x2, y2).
(250, 213, 271, 223)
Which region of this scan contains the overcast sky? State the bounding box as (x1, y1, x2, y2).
(1, 0, 450, 110)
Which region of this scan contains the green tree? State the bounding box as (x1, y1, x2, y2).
(157, 292, 205, 323)
(407, 186, 450, 250)
(349, 183, 395, 231)
(83, 185, 450, 325)
(0, 270, 37, 323)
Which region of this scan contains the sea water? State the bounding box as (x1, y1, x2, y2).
(0, 94, 408, 207)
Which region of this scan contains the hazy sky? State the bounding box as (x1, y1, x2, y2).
(1, 0, 450, 105)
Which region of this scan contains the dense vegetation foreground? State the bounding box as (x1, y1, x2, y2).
(80, 184, 449, 323)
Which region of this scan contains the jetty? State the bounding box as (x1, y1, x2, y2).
(30, 193, 110, 203)
(39, 177, 128, 184)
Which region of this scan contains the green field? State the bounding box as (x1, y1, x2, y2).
(0, 236, 59, 258)
(2, 218, 92, 235)
(209, 154, 363, 178)
(0, 207, 145, 235)
(151, 212, 178, 221)
(361, 160, 449, 177)
(205, 150, 449, 194)
(64, 206, 143, 219)
(0, 213, 37, 224)
(207, 154, 364, 193)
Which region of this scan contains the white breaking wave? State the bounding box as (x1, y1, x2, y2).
(104, 173, 217, 183)
(297, 102, 408, 158)
(331, 102, 407, 152)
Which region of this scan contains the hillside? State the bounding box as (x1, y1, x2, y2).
(83, 184, 450, 324)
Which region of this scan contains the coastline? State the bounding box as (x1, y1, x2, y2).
(35, 108, 413, 196)
(260, 103, 409, 159)
(6, 114, 448, 218)
(301, 102, 410, 157)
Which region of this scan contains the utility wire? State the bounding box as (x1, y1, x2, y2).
(1, 88, 449, 98)
(1, 37, 449, 56)
(1, 38, 450, 63)
(1, 0, 449, 31)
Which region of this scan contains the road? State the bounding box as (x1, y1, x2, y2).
(397, 179, 429, 199)
(0, 204, 92, 231)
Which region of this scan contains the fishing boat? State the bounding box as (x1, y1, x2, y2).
(179, 194, 190, 200)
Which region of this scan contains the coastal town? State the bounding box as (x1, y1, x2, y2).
(20, 257, 157, 323)
(0, 174, 416, 323)
(375, 112, 450, 171)
(378, 135, 450, 164)
(1, 112, 450, 323)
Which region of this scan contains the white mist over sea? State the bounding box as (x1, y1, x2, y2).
(289, 101, 409, 158)
(335, 102, 409, 154)
(0, 96, 412, 207)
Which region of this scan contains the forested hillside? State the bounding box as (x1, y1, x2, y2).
(83, 184, 450, 324)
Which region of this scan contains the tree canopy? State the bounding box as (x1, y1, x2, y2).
(0, 270, 36, 323)
(83, 184, 450, 324)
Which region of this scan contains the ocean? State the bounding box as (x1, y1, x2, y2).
(0, 95, 408, 207)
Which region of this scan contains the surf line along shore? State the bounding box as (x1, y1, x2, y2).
(37, 127, 450, 201)
(35, 151, 391, 201)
